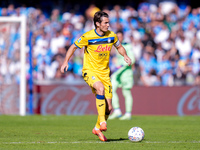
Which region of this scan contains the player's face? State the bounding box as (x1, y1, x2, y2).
(99, 17, 110, 32)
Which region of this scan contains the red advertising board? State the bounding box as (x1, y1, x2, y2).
(0, 82, 199, 116)
(121, 86, 200, 116)
(33, 84, 97, 115)
(0, 84, 19, 114)
(33, 84, 200, 116)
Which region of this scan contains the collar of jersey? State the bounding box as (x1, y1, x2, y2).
(94, 29, 105, 37)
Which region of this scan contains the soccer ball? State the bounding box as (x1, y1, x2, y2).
(128, 127, 145, 142)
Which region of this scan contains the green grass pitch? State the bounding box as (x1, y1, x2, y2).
(0, 115, 200, 150)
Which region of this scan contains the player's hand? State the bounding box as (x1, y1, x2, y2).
(60, 64, 68, 73)
(124, 55, 132, 66)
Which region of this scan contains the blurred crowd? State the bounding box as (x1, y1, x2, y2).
(0, 1, 200, 86)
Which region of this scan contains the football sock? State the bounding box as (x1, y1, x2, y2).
(95, 126, 99, 130)
(122, 88, 133, 113)
(95, 115, 108, 129)
(95, 116, 100, 129)
(96, 94, 106, 124)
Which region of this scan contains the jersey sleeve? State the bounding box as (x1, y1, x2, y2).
(74, 35, 88, 49)
(113, 33, 120, 47)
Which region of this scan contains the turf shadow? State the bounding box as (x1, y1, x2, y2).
(106, 138, 128, 142)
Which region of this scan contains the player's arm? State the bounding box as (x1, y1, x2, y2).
(115, 44, 132, 66)
(60, 44, 77, 73)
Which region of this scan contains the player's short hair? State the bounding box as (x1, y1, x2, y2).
(93, 11, 109, 28)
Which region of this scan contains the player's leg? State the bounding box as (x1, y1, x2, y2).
(92, 82, 107, 141)
(105, 98, 112, 121)
(109, 73, 122, 119)
(93, 81, 107, 131)
(119, 69, 134, 120)
(82, 71, 106, 125)
(82, 70, 107, 141)
(119, 88, 133, 120)
(95, 99, 112, 131)
(99, 76, 113, 128)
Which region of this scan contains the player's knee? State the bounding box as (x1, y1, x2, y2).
(94, 82, 105, 95)
(96, 86, 104, 95)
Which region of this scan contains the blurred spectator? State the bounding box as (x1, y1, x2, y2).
(1, 2, 200, 86)
(155, 43, 166, 61)
(130, 35, 143, 64)
(195, 72, 200, 86)
(175, 29, 192, 60)
(159, 0, 177, 15)
(84, 4, 100, 32)
(140, 68, 161, 86)
(154, 23, 170, 44)
(50, 30, 66, 55)
(1, 8, 8, 16)
(139, 50, 157, 76)
(7, 4, 15, 16)
(33, 29, 49, 57)
(156, 54, 173, 86)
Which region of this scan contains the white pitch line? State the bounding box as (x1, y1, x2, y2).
(1, 141, 200, 144)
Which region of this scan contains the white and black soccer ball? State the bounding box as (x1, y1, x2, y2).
(128, 127, 145, 142)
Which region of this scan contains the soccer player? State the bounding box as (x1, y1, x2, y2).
(60, 11, 132, 141)
(109, 31, 135, 120)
